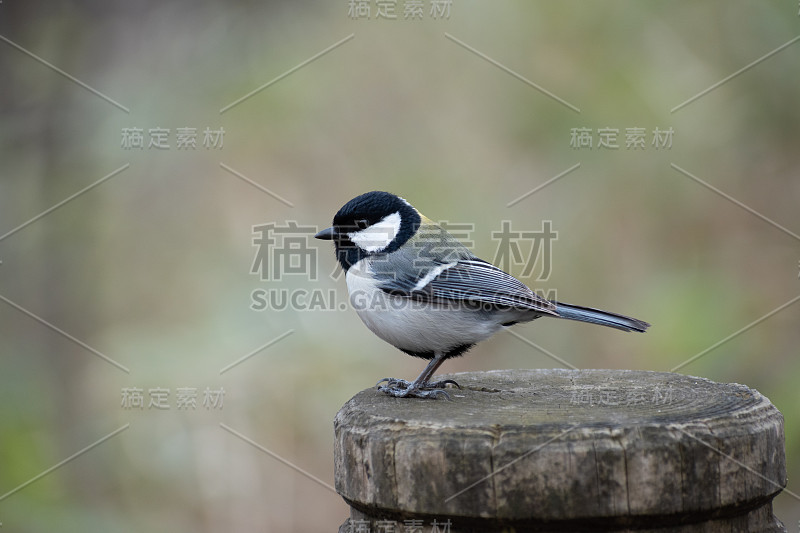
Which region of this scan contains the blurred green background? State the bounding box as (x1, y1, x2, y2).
(1, 1, 798, 530)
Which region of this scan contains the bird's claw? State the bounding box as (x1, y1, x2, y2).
(377, 384, 452, 400)
(375, 377, 460, 400)
(375, 377, 412, 388)
(426, 378, 462, 390)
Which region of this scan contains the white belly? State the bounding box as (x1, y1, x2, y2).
(345, 261, 502, 354)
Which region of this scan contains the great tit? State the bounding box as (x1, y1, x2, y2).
(315, 191, 649, 399)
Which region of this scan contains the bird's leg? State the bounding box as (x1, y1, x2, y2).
(413, 353, 462, 390)
(377, 353, 460, 399)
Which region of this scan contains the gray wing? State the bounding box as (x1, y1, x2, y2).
(373, 256, 558, 315)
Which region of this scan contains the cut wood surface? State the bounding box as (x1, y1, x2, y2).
(335, 369, 786, 532)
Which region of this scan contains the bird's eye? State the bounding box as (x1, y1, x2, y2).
(355, 219, 370, 230)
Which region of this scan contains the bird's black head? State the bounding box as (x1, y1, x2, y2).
(315, 191, 421, 271)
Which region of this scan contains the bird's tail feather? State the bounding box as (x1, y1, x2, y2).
(553, 302, 650, 332)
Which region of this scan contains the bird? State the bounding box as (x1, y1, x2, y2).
(315, 191, 650, 399)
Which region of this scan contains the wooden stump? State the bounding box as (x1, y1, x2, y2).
(334, 369, 786, 532)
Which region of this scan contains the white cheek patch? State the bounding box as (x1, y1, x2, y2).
(348, 211, 402, 253)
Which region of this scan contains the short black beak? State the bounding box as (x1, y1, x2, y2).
(314, 227, 335, 240)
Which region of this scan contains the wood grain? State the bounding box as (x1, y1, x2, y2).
(335, 369, 786, 532)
